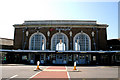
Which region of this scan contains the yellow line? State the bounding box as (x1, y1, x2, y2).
(43, 69, 67, 71)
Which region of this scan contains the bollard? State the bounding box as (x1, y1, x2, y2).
(37, 61, 40, 70)
(34, 61, 42, 71)
(73, 61, 77, 70)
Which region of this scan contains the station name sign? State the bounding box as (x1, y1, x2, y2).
(56, 27, 71, 31)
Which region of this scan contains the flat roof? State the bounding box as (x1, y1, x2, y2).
(0, 38, 13, 45)
(13, 20, 108, 28)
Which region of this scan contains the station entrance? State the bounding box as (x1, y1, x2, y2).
(39, 53, 89, 65)
(79, 54, 86, 64)
(56, 54, 63, 64)
(73, 54, 89, 64)
(3, 51, 119, 65)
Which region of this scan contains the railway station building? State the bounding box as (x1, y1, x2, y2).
(2, 20, 120, 65)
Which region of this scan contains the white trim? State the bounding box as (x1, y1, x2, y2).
(1, 49, 120, 53)
(29, 32, 46, 50)
(6, 75, 18, 80)
(73, 32, 91, 51)
(14, 26, 108, 29)
(51, 32, 69, 50)
(29, 71, 41, 79)
(65, 66, 71, 80)
(10, 75, 18, 78)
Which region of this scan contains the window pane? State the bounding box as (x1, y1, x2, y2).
(52, 33, 68, 50)
(30, 33, 45, 50)
(75, 33, 90, 51)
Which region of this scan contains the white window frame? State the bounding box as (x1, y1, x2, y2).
(73, 32, 91, 51)
(51, 32, 69, 50)
(29, 32, 46, 50)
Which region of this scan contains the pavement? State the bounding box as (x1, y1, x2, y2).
(1, 64, 119, 80)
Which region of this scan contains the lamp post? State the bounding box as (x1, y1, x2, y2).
(47, 31, 50, 50)
(23, 30, 29, 50)
(91, 31, 95, 37)
(91, 31, 96, 50)
(70, 31, 72, 50)
(26, 31, 29, 37)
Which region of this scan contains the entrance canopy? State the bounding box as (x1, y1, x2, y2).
(0, 49, 120, 54)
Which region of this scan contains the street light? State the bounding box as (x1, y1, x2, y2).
(47, 31, 50, 50)
(69, 31, 72, 37)
(47, 31, 50, 36)
(91, 31, 96, 50)
(69, 31, 72, 50)
(91, 31, 95, 37)
(26, 31, 29, 36)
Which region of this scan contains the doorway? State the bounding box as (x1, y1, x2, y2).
(35, 54, 40, 64)
(79, 54, 86, 64)
(56, 54, 63, 64)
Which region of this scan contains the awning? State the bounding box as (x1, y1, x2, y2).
(0, 49, 120, 54)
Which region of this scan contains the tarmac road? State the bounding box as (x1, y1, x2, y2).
(1, 64, 119, 80)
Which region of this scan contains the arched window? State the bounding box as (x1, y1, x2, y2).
(51, 33, 68, 50)
(74, 32, 91, 51)
(29, 32, 46, 50)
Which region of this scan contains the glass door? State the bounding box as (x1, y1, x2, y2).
(79, 54, 86, 64)
(56, 54, 63, 64)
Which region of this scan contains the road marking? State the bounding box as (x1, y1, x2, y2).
(43, 69, 67, 71)
(10, 75, 18, 78)
(29, 71, 41, 79)
(67, 72, 71, 80)
(32, 66, 68, 78)
(65, 66, 71, 80)
(6, 75, 18, 80)
(44, 66, 67, 71)
(28, 66, 50, 79)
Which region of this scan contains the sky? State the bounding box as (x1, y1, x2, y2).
(0, 0, 119, 40)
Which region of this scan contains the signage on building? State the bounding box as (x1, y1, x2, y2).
(56, 27, 71, 31)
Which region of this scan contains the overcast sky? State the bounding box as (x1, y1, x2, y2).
(0, 0, 119, 40)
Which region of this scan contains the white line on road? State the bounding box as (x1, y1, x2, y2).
(28, 66, 50, 80)
(10, 75, 18, 78)
(6, 75, 18, 80)
(29, 71, 41, 79)
(65, 66, 71, 80)
(67, 72, 71, 80)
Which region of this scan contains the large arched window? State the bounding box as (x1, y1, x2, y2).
(29, 32, 46, 50)
(74, 32, 91, 51)
(51, 33, 68, 50)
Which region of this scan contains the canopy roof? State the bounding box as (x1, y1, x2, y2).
(13, 20, 108, 28)
(0, 49, 119, 53)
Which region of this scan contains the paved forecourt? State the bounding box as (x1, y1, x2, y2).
(31, 66, 69, 79)
(67, 66, 118, 78)
(2, 65, 118, 80)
